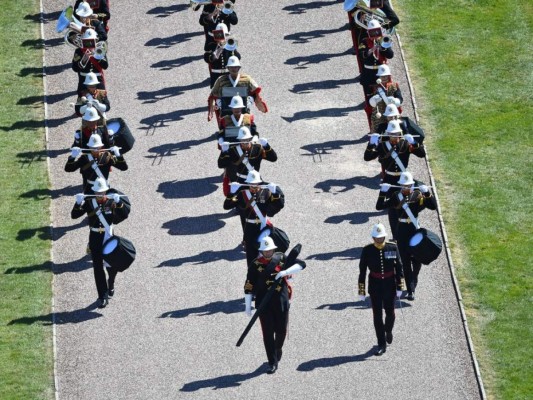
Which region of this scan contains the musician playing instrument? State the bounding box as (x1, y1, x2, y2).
(223, 171, 284, 266)
(74, 0, 110, 32)
(74, 107, 113, 149)
(203, 23, 241, 87)
(65, 133, 128, 194)
(72, 177, 130, 308)
(74, 72, 110, 119)
(367, 64, 402, 131)
(71, 28, 108, 96)
(200, 0, 238, 51)
(218, 95, 258, 141)
(244, 236, 306, 374)
(376, 171, 436, 300)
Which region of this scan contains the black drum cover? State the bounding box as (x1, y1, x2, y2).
(107, 118, 135, 154)
(409, 228, 442, 265)
(268, 226, 291, 254)
(103, 235, 136, 272)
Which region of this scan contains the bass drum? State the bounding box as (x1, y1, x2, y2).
(107, 118, 135, 154)
(103, 236, 136, 272)
(409, 228, 442, 265)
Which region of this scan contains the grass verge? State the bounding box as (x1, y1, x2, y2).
(397, 1, 533, 399)
(0, 0, 54, 398)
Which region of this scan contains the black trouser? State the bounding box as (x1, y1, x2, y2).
(380, 184, 400, 240)
(258, 297, 289, 366)
(397, 223, 422, 292)
(369, 277, 396, 347)
(89, 230, 117, 299)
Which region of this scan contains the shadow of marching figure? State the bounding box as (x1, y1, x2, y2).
(157, 245, 243, 268)
(297, 349, 376, 371)
(181, 365, 265, 392)
(137, 79, 209, 103)
(19, 185, 80, 201)
(16, 148, 70, 167)
(158, 175, 221, 199)
(285, 49, 352, 69)
(284, 25, 347, 44)
(146, 133, 216, 165)
(316, 301, 366, 311)
(324, 210, 387, 225)
(18, 91, 76, 106)
(147, 3, 189, 17)
(19, 62, 70, 77)
(314, 175, 381, 193)
(140, 106, 207, 134)
(160, 298, 243, 319)
(282, 105, 363, 123)
(162, 212, 234, 236)
(24, 11, 60, 24)
(301, 138, 366, 158)
(307, 247, 363, 261)
(0, 115, 73, 132)
(145, 31, 204, 48)
(282, 0, 338, 14)
(151, 54, 204, 71)
(8, 302, 103, 326)
(5, 255, 91, 275)
(21, 37, 64, 49)
(15, 219, 86, 242)
(291, 78, 358, 94)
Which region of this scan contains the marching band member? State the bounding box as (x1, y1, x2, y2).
(244, 236, 306, 374)
(71, 177, 130, 308)
(203, 23, 241, 87)
(73, 1, 107, 41)
(74, 0, 110, 32)
(73, 106, 112, 149)
(200, 0, 238, 51)
(367, 64, 403, 131)
(208, 56, 268, 122)
(74, 72, 110, 119)
(376, 172, 436, 300)
(218, 95, 258, 141)
(65, 133, 128, 193)
(71, 28, 108, 96)
(223, 171, 284, 265)
(358, 223, 405, 356)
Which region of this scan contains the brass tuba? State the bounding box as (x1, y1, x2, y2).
(63, 14, 85, 48)
(351, 0, 393, 33)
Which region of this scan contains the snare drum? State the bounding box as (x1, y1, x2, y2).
(103, 236, 136, 272)
(107, 118, 135, 154)
(409, 228, 442, 265)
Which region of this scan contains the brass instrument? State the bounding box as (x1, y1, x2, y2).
(351, 0, 393, 33)
(79, 41, 108, 68)
(221, 0, 234, 13)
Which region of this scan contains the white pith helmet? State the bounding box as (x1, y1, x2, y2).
(91, 177, 109, 192)
(214, 22, 229, 37)
(398, 171, 415, 186)
(383, 104, 400, 117)
(237, 126, 252, 141)
(83, 72, 100, 86)
(87, 133, 103, 148)
(367, 19, 382, 30)
(76, 1, 93, 17)
(245, 170, 262, 185)
(227, 56, 241, 68)
(386, 120, 403, 134)
(82, 107, 100, 122)
(81, 28, 97, 41)
(376, 64, 391, 77)
(371, 223, 387, 239)
(229, 95, 244, 109)
(258, 236, 277, 251)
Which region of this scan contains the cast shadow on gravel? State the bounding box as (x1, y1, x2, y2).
(180, 365, 265, 392)
(282, 0, 338, 14)
(147, 3, 189, 17)
(24, 11, 60, 24)
(140, 106, 206, 134)
(290, 77, 358, 94)
(316, 300, 412, 311)
(285, 48, 352, 69)
(284, 25, 347, 44)
(157, 245, 243, 268)
(296, 349, 376, 371)
(162, 212, 234, 236)
(300, 138, 366, 158)
(18, 91, 76, 106)
(145, 31, 204, 48)
(158, 175, 221, 199)
(314, 175, 381, 193)
(4, 255, 91, 275)
(324, 210, 387, 225)
(7, 303, 103, 326)
(307, 247, 362, 261)
(282, 104, 364, 123)
(137, 79, 209, 103)
(160, 298, 242, 319)
(146, 134, 216, 164)
(151, 54, 203, 71)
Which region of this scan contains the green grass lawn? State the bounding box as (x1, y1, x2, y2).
(0, 0, 54, 399)
(397, 1, 533, 398)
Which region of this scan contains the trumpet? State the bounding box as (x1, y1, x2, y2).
(220, 0, 234, 13)
(79, 42, 108, 68)
(377, 34, 393, 49)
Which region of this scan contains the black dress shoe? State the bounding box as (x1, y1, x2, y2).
(374, 346, 386, 356)
(266, 364, 278, 374)
(97, 297, 109, 309)
(406, 291, 415, 301)
(276, 348, 283, 362)
(386, 331, 393, 344)
(108, 288, 115, 298)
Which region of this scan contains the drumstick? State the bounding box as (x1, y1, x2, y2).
(367, 134, 421, 137)
(230, 183, 276, 189)
(77, 194, 128, 198)
(380, 184, 434, 189)
(71, 147, 123, 152)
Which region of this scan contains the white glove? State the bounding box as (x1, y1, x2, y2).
(71, 146, 81, 158)
(419, 184, 429, 194)
(244, 294, 253, 317)
(75, 193, 85, 205)
(393, 98, 401, 107)
(380, 183, 391, 192)
(110, 193, 121, 203)
(109, 146, 121, 157)
(403, 134, 415, 145)
(221, 143, 229, 152)
(396, 290, 403, 299)
(92, 100, 107, 112)
(259, 137, 268, 147)
(230, 182, 240, 194)
(267, 183, 277, 194)
(369, 133, 380, 146)
(275, 270, 288, 280)
(358, 295, 366, 302)
(369, 94, 381, 108)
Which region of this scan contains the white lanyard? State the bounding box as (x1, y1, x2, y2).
(236, 147, 254, 172)
(397, 193, 420, 229)
(229, 73, 241, 88)
(244, 189, 267, 229)
(231, 114, 243, 127)
(91, 199, 114, 241)
(87, 154, 106, 181)
(385, 142, 406, 172)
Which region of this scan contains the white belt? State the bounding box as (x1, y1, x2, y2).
(385, 170, 402, 176)
(211, 68, 228, 73)
(90, 227, 106, 233)
(364, 65, 379, 70)
(245, 218, 262, 224)
(399, 218, 412, 223)
(80, 72, 102, 76)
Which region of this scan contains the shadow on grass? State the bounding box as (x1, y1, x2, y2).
(7, 302, 103, 326)
(160, 298, 242, 319)
(19, 185, 81, 201)
(180, 365, 265, 392)
(4, 254, 91, 275)
(15, 219, 86, 242)
(157, 245, 243, 268)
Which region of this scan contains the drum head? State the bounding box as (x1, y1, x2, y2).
(107, 120, 122, 134)
(103, 237, 118, 255)
(409, 232, 423, 247)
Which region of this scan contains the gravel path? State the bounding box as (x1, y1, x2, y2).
(43, 1, 481, 399)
